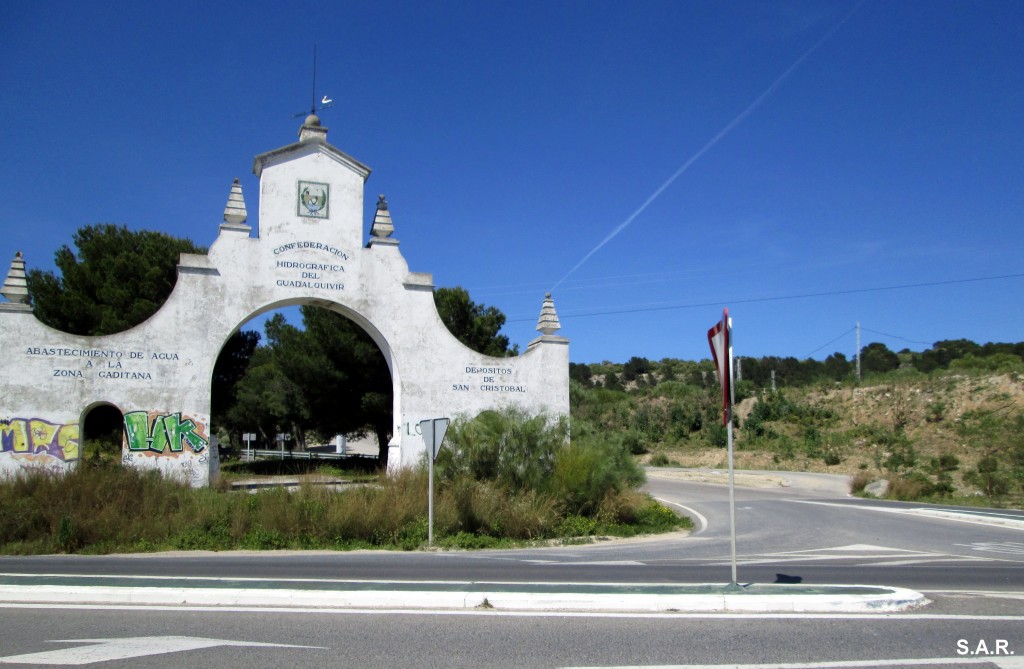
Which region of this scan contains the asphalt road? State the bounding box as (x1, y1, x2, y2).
(1, 468, 1022, 668)
(1, 606, 1022, 669)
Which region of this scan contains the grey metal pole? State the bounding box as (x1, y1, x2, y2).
(856, 321, 862, 382)
(727, 315, 738, 586)
(727, 415, 738, 585)
(428, 442, 435, 546)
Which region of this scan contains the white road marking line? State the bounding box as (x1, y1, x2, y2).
(655, 498, 708, 534)
(862, 558, 982, 566)
(522, 561, 646, 566)
(563, 658, 1024, 669)
(0, 636, 322, 665)
(817, 544, 920, 552)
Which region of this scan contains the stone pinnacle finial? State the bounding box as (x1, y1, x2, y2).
(370, 194, 395, 239)
(2, 251, 30, 304)
(536, 292, 560, 335)
(222, 178, 248, 227)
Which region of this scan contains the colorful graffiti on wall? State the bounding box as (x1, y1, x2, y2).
(123, 411, 208, 454)
(0, 418, 80, 461)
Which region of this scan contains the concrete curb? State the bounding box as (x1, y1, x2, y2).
(907, 508, 1024, 530)
(0, 580, 928, 613)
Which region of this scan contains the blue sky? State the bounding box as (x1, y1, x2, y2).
(2, 1, 1022, 364)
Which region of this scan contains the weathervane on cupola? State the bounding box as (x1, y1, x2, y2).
(293, 44, 334, 122)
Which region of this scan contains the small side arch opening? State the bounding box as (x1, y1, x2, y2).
(79, 402, 125, 465)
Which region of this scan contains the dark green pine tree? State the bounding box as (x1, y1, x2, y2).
(26, 223, 206, 336)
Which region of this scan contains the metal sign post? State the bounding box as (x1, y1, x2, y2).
(276, 433, 291, 459)
(242, 433, 256, 462)
(708, 309, 738, 586)
(420, 417, 450, 546)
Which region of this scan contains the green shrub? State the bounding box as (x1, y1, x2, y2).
(652, 381, 700, 400)
(629, 403, 666, 440)
(929, 453, 960, 473)
(436, 532, 506, 549)
(619, 428, 650, 455)
(706, 422, 727, 448)
(634, 500, 684, 532)
(821, 445, 845, 467)
(882, 442, 917, 474)
(668, 401, 704, 438)
(887, 474, 935, 501)
(964, 456, 1011, 497)
(557, 515, 598, 537)
(439, 409, 644, 519)
(394, 518, 429, 550)
(950, 353, 1024, 373)
(240, 527, 288, 550)
(772, 436, 797, 461)
(550, 433, 644, 516)
(437, 409, 568, 490)
(55, 514, 78, 552)
(925, 401, 947, 423)
(649, 453, 671, 467)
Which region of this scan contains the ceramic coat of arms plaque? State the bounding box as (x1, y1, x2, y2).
(297, 180, 329, 219)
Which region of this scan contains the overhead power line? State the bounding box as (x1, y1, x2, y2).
(804, 326, 856, 358)
(859, 326, 932, 347)
(803, 325, 933, 360)
(511, 272, 1024, 323)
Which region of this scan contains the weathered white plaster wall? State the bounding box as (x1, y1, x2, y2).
(0, 120, 569, 484)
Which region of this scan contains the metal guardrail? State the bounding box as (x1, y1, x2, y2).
(243, 448, 371, 462)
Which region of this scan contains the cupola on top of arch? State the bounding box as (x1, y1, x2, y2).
(250, 116, 372, 252)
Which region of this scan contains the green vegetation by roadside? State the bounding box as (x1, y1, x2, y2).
(0, 410, 689, 555)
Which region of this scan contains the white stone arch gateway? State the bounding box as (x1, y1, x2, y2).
(0, 117, 569, 486)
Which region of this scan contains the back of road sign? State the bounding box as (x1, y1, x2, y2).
(419, 418, 450, 460)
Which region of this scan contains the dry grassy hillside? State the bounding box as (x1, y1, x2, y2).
(621, 371, 1024, 504)
(801, 374, 1022, 470)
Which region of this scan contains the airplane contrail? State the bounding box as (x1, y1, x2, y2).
(551, 1, 866, 292)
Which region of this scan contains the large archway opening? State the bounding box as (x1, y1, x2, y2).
(210, 300, 395, 473)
